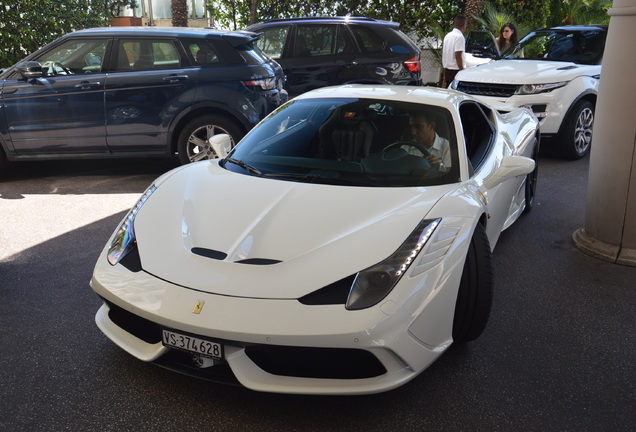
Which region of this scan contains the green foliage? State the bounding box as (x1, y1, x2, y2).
(0, 0, 109, 68)
(548, 0, 611, 27)
(472, 2, 531, 40)
(107, 0, 139, 18)
(206, 0, 465, 43)
(489, 0, 551, 31)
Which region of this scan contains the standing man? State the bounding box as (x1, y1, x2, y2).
(442, 15, 467, 87)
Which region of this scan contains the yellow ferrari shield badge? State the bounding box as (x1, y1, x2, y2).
(192, 300, 205, 314)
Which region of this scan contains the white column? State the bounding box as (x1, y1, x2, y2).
(573, 0, 636, 266)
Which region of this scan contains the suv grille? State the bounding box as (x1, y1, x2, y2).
(456, 81, 520, 97)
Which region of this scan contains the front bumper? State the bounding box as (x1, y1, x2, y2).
(90, 242, 465, 395)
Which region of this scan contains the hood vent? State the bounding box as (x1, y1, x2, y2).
(191, 247, 280, 265)
(235, 258, 281, 265)
(557, 65, 578, 70)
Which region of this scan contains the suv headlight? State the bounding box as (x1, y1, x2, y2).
(107, 184, 157, 266)
(515, 82, 567, 95)
(346, 218, 441, 310)
(449, 80, 459, 90)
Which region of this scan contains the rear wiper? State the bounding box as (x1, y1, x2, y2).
(224, 157, 262, 176)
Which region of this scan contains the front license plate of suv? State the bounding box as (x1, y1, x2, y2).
(162, 329, 223, 359)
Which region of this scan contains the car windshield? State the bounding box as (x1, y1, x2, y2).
(223, 98, 459, 187)
(504, 29, 606, 65)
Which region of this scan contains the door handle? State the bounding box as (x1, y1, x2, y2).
(74, 81, 102, 89)
(162, 75, 189, 83)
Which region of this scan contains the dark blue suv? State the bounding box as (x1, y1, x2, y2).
(0, 27, 287, 171)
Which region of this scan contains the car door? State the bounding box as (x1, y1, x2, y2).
(104, 37, 197, 152)
(1, 38, 108, 154)
(279, 24, 359, 96)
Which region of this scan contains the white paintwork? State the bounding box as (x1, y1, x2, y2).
(91, 85, 538, 395)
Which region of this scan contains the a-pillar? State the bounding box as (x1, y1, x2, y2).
(573, 0, 636, 266)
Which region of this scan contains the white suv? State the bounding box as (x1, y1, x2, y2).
(451, 25, 607, 159)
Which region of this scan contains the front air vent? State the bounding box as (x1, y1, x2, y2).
(192, 247, 227, 260)
(456, 81, 520, 97)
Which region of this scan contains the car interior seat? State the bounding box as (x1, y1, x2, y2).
(318, 107, 377, 161)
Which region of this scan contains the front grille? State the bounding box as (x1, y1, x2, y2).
(456, 81, 520, 97)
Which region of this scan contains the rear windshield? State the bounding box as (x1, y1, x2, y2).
(224, 98, 459, 187)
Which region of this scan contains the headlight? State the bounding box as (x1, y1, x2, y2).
(449, 80, 459, 90)
(107, 184, 157, 266)
(515, 82, 567, 95)
(346, 218, 441, 310)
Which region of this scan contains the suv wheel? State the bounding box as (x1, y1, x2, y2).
(560, 100, 594, 159)
(177, 115, 243, 164)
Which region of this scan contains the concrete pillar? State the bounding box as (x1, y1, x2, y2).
(573, 0, 636, 266)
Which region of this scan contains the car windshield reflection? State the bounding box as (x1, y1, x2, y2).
(504, 29, 606, 65)
(224, 98, 460, 187)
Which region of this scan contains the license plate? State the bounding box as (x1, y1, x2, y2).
(162, 329, 223, 359)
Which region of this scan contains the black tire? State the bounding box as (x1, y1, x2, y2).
(452, 223, 493, 343)
(177, 115, 244, 165)
(523, 138, 539, 214)
(559, 100, 594, 160)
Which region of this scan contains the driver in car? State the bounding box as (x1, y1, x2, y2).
(402, 111, 452, 172)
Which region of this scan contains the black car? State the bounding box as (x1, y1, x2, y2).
(247, 17, 421, 97)
(0, 27, 287, 172)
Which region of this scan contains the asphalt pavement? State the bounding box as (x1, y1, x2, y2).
(0, 153, 634, 432)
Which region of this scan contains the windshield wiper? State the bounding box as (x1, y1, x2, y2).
(224, 157, 263, 176)
(262, 172, 376, 186)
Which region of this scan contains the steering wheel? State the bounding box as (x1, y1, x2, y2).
(42, 61, 72, 76)
(383, 141, 431, 157)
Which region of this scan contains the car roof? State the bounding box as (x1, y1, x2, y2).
(293, 84, 472, 111)
(532, 24, 608, 32)
(250, 16, 399, 28)
(68, 26, 259, 40)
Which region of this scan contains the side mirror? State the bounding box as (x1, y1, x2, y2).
(17, 61, 43, 79)
(209, 134, 232, 158)
(483, 155, 535, 189)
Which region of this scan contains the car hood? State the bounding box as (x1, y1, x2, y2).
(456, 59, 601, 84)
(133, 161, 457, 299)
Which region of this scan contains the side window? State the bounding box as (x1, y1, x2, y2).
(183, 39, 220, 65)
(295, 24, 352, 57)
(35, 39, 108, 76)
(256, 26, 289, 59)
(114, 39, 181, 72)
(459, 102, 496, 171)
(350, 25, 385, 53)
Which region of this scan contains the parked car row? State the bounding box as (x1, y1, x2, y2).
(0, 21, 608, 173)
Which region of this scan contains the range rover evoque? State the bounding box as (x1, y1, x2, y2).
(0, 26, 287, 173)
(451, 25, 607, 159)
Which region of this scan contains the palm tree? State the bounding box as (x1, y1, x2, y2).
(172, 0, 188, 27)
(472, 3, 531, 41)
(465, 0, 485, 29)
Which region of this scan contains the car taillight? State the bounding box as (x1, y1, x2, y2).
(243, 77, 277, 90)
(403, 56, 420, 73)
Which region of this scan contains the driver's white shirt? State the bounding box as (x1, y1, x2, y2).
(402, 133, 452, 172)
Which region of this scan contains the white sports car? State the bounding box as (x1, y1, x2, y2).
(91, 85, 539, 395)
